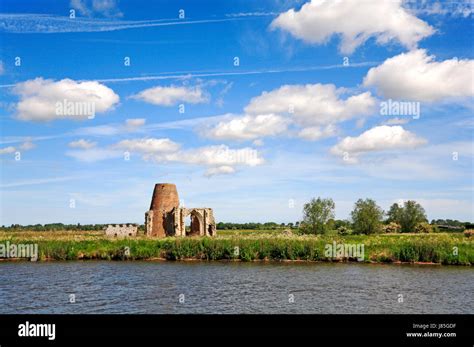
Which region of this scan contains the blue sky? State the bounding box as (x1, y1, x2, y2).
(0, 0, 473, 225)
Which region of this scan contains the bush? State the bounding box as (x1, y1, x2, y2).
(464, 230, 474, 238)
(383, 222, 401, 233)
(337, 226, 351, 235)
(415, 222, 433, 233)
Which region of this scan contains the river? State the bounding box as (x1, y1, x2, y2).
(0, 261, 472, 314)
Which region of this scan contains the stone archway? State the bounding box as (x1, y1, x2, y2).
(186, 209, 204, 236)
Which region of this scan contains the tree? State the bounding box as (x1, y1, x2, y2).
(388, 200, 427, 233)
(301, 197, 335, 234)
(351, 198, 384, 234)
(386, 203, 403, 224)
(400, 201, 428, 232)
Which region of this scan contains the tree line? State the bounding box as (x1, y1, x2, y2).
(1, 201, 471, 234)
(300, 197, 472, 235)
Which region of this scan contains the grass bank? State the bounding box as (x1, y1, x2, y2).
(0, 231, 472, 265)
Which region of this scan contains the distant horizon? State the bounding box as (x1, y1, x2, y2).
(1, 0, 473, 225)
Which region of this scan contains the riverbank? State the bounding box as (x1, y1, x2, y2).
(0, 232, 472, 265)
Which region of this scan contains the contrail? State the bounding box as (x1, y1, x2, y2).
(0, 62, 379, 88)
(0, 13, 253, 34)
(94, 62, 380, 84)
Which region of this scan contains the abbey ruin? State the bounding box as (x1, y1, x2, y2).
(145, 183, 216, 237)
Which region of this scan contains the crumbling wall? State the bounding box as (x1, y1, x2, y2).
(175, 207, 216, 237)
(105, 224, 138, 237)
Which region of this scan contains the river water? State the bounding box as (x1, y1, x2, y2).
(0, 261, 472, 314)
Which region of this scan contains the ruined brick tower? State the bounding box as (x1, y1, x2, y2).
(145, 183, 180, 237)
(145, 183, 216, 238)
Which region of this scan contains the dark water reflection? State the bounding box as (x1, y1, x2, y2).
(0, 261, 472, 314)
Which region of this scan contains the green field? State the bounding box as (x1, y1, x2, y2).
(0, 229, 472, 265)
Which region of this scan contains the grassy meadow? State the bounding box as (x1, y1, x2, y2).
(0, 229, 472, 265)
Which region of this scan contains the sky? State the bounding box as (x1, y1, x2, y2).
(0, 0, 473, 225)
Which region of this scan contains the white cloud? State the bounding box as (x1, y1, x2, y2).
(13, 78, 119, 122)
(0, 141, 36, 155)
(0, 61, 4, 75)
(406, 0, 473, 18)
(202, 84, 375, 143)
(0, 146, 16, 155)
(330, 125, 427, 162)
(205, 113, 289, 141)
(125, 118, 146, 129)
(131, 85, 208, 106)
(162, 145, 263, 168)
(204, 165, 236, 177)
(114, 138, 180, 153)
(68, 139, 97, 149)
(19, 141, 36, 150)
(92, 0, 123, 17)
(270, 0, 433, 54)
(297, 124, 337, 141)
(70, 0, 123, 18)
(245, 84, 376, 127)
(363, 49, 474, 102)
(70, 0, 92, 16)
(114, 138, 264, 176)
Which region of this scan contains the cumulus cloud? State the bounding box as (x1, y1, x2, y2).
(125, 118, 146, 129)
(70, 0, 123, 18)
(163, 145, 263, 167)
(406, 0, 473, 18)
(68, 139, 97, 149)
(330, 125, 427, 162)
(115, 138, 264, 175)
(270, 0, 433, 54)
(131, 85, 208, 106)
(205, 113, 289, 141)
(0, 146, 16, 155)
(0, 141, 36, 155)
(363, 49, 474, 102)
(204, 165, 236, 177)
(12, 78, 119, 122)
(297, 124, 337, 141)
(19, 141, 36, 150)
(202, 84, 375, 142)
(245, 84, 376, 127)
